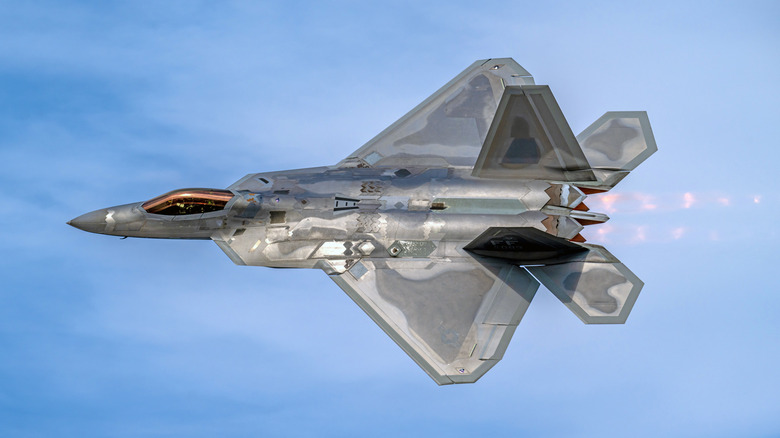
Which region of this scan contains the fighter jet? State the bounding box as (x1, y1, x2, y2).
(69, 58, 656, 385)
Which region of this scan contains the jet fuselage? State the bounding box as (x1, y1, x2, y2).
(69, 166, 601, 272)
(69, 58, 655, 384)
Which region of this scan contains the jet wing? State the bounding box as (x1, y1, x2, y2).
(337, 58, 535, 169)
(327, 256, 539, 384)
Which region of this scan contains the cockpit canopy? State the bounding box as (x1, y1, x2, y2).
(142, 188, 235, 216)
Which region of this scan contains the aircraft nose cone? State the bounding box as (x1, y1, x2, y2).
(68, 209, 109, 234)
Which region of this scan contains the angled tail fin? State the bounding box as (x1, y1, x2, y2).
(471, 85, 596, 182)
(470, 84, 657, 192)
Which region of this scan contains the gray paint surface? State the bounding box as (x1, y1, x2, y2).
(69, 58, 656, 385)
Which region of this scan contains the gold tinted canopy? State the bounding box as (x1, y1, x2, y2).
(142, 188, 234, 215)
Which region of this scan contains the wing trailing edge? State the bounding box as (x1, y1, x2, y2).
(327, 257, 539, 385)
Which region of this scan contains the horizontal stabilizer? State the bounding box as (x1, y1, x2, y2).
(527, 246, 643, 324)
(576, 111, 657, 191)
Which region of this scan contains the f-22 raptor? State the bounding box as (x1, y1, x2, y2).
(70, 58, 657, 384)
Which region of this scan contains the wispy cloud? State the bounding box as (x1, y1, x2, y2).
(3, 2, 780, 437)
(683, 192, 695, 208)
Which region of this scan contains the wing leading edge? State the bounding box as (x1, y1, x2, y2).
(338, 58, 535, 169)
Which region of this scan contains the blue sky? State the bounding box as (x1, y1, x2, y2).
(1, 1, 779, 437)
